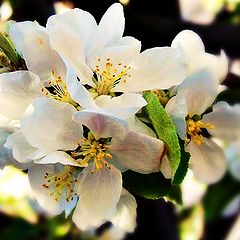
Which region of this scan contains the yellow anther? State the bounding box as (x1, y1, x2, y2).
(42, 166, 77, 202)
(186, 119, 215, 145)
(71, 136, 112, 174)
(92, 58, 131, 96)
(42, 70, 78, 107)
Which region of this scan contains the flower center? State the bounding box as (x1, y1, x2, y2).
(71, 135, 112, 174)
(41, 70, 78, 107)
(42, 166, 77, 202)
(186, 119, 215, 145)
(91, 57, 131, 96)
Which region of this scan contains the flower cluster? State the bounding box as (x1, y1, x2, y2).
(0, 3, 239, 235)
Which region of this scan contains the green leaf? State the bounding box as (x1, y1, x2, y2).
(168, 185, 183, 205)
(204, 174, 240, 221)
(123, 170, 171, 199)
(143, 92, 181, 180)
(217, 89, 240, 105)
(172, 139, 191, 185)
(0, 32, 20, 66)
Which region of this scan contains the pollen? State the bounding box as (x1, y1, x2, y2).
(71, 136, 112, 174)
(92, 57, 131, 96)
(42, 166, 77, 202)
(186, 119, 215, 145)
(42, 70, 78, 107)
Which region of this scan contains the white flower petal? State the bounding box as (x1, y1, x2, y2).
(4, 130, 47, 163)
(0, 114, 19, 129)
(160, 156, 173, 179)
(95, 93, 146, 119)
(9, 21, 45, 56)
(165, 94, 188, 139)
(47, 8, 97, 55)
(179, 0, 218, 25)
(203, 102, 240, 142)
(114, 47, 188, 92)
(22, 30, 66, 85)
(0, 71, 43, 119)
(187, 138, 227, 184)
(21, 97, 82, 153)
(65, 68, 96, 108)
(111, 188, 137, 233)
(73, 109, 128, 140)
(87, 36, 141, 72)
(225, 140, 240, 181)
(34, 151, 80, 167)
(181, 169, 207, 208)
(73, 163, 122, 231)
(178, 69, 218, 116)
(109, 130, 165, 174)
(127, 116, 156, 138)
(96, 3, 124, 50)
(0, 146, 13, 169)
(0, 126, 15, 146)
(191, 50, 228, 83)
(48, 24, 94, 86)
(28, 164, 73, 216)
(171, 30, 205, 60)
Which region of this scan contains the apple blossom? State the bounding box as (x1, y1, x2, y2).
(46, 3, 188, 113)
(171, 30, 228, 83)
(5, 97, 165, 230)
(166, 69, 240, 183)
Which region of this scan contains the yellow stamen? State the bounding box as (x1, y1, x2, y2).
(186, 119, 215, 145)
(42, 70, 78, 107)
(72, 137, 112, 174)
(42, 166, 77, 202)
(92, 57, 131, 96)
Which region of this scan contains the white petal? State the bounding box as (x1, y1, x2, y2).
(47, 8, 97, 55)
(28, 164, 71, 216)
(109, 130, 165, 174)
(34, 151, 80, 167)
(4, 130, 47, 163)
(225, 140, 240, 181)
(73, 109, 128, 140)
(160, 156, 173, 179)
(191, 50, 228, 82)
(0, 126, 15, 146)
(21, 97, 82, 153)
(165, 94, 188, 139)
(178, 69, 218, 116)
(203, 102, 240, 142)
(96, 3, 124, 50)
(65, 68, 96, 108)
(94, 93, 146, 119)
(72, 163, 122, 231)
(22, 30, 66, 85)
(127, 116, 157, 138)
(0, 114, 19, 129)
(187, 138, 227, 184)
(0, 71, 43, 119)
(113, 47, 188, 92)
(171, 30, 205, 60)
(111, 188, 137, 233)
(181, 169, 207, 208)
(87, 36, 141, 73)
(48, 24, 94, 86)
(179, 0, 217, 25)
(0, 146, 13, 169)
(9, 21, 45, 56)
(223, 194, 240, 218)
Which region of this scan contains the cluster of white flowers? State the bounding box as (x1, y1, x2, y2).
(0, 3, 239, 235)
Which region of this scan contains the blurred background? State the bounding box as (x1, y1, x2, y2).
(1, 0, 240, 239)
